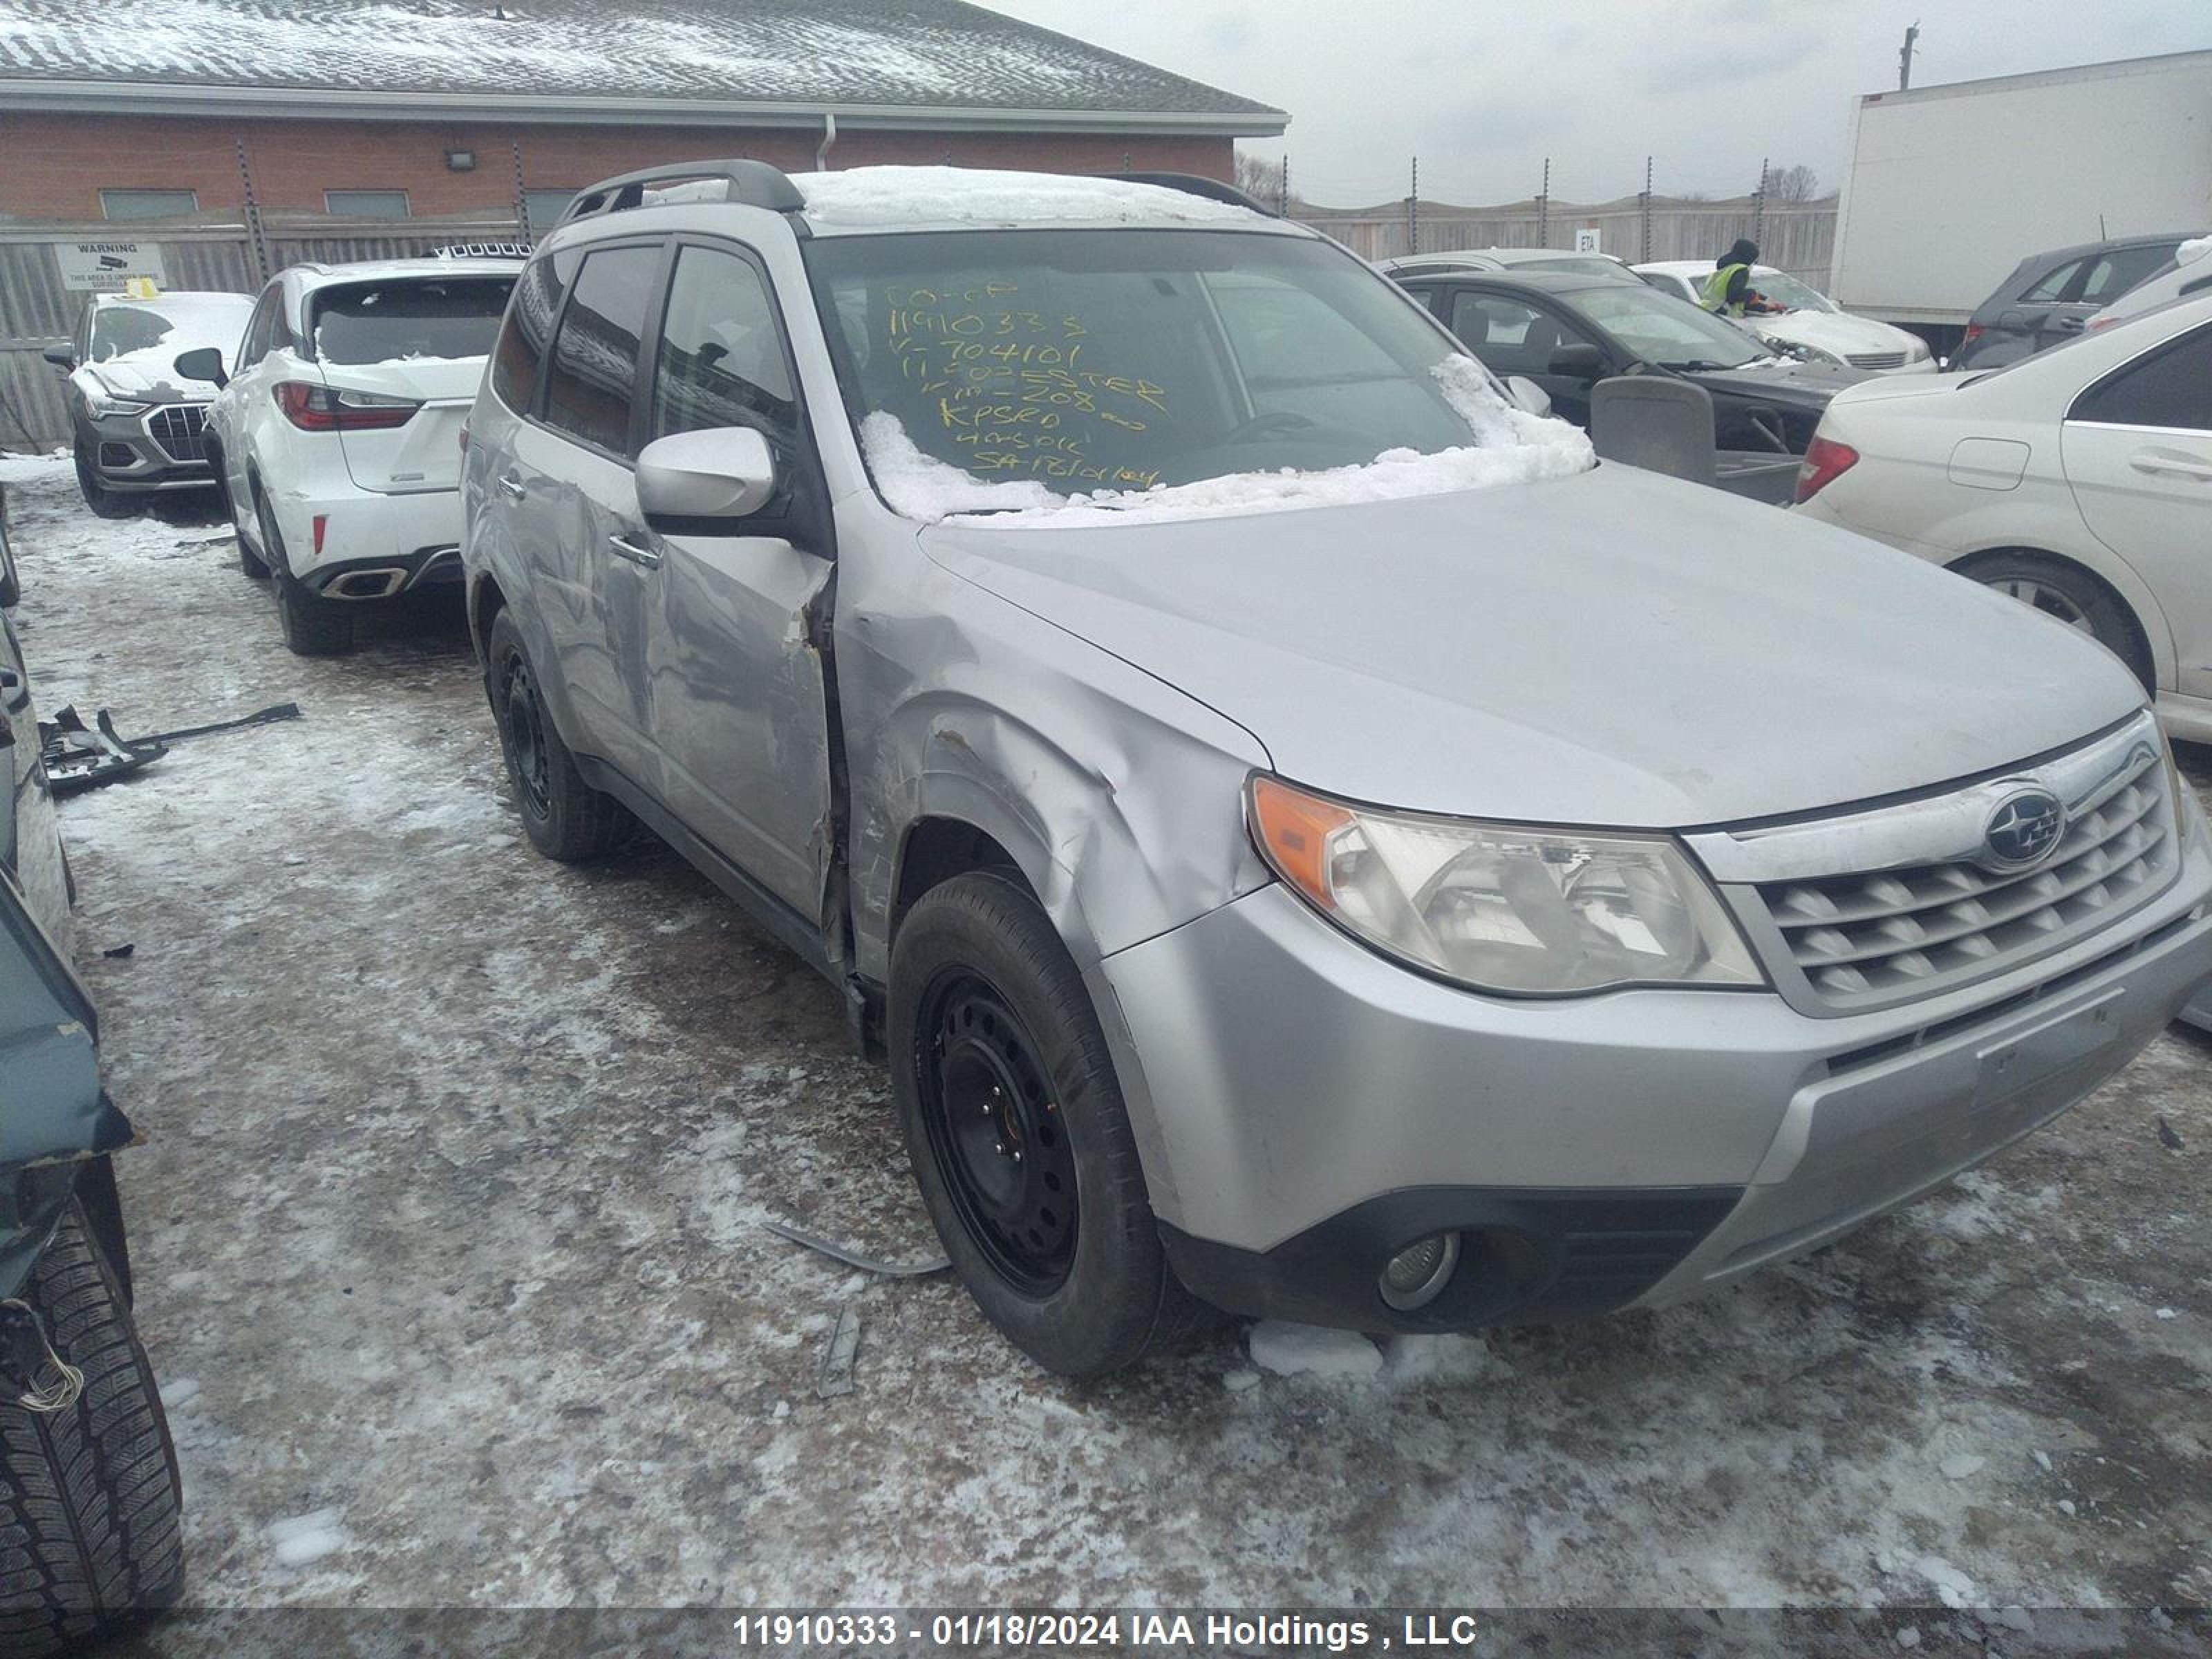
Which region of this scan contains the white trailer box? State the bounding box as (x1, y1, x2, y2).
(1830, 50, 2212, 331)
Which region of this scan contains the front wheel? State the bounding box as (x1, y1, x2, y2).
(71, 443, 139, 521)
(0, 1197, 185, 1655)
(890, 872, 1203, 1378)
(1960, 551, 2153, 691)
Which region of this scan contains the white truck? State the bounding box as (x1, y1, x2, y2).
(1829, 48, 2212, 348)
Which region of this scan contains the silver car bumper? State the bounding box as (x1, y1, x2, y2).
(1096, 791, 2212, 1329)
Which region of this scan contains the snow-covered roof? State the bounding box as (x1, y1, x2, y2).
(0, 0, 1286, 133)
(790, 167, 1266, 231)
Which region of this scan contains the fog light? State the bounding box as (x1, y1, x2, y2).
(1379, 1230, 1459, 1311)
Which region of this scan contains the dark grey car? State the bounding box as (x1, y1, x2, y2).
(1952, 233, 2202, 371)
(0, 496, 185, 1644)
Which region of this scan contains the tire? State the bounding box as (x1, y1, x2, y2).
(890, 872, 1204, 1378)
(70, 444, 139, 522)
(1960, 551, 2153, 692)
(255, 492, 352, 657)
(0, 1198, 185, 1656)
(211, 450, 265, 579)
(485, 609, 630, 861)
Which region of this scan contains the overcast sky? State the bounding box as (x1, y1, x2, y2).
(981, 0, 2211, 207)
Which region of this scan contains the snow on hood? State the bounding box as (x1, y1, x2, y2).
(82, 294, 252, 397)
(859, 355, 1593, 527)
(1750, 308, 1923, 362)
(921, 462, 2144, 827)
(793, 166, 1259, 228)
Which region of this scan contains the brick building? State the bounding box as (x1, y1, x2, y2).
(0, 0, 1283, 226)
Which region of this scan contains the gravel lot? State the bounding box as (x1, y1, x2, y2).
(1, 451, 2207, 1651)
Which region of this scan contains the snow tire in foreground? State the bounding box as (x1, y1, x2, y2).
(0, 1197, 184, 1658)
(485, 610, 631, 862)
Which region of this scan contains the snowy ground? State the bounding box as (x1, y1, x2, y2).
(1, 451, 2208, 1651)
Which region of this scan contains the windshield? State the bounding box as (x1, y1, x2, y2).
(1751, 269, 1835, 312)
(805, 229, 1490, 498)
(1573, 285, 1775, 370)
(90, 297, 252, 365)
(310, 276, 515, 365)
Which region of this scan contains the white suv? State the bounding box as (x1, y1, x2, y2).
(185, 256, 518, 655)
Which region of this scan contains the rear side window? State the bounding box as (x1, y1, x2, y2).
(2079, 245, 2177, 306)
(646, 245, 797, 451)
(490, 250, 576, 412)
(309, 276, 516, 366)
(541, 245, 662, 456)
(2019, 259, 2084, 303)
(2070, 326, 2212, 431)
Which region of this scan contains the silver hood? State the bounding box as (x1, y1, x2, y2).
(920, 462, 2145, 829)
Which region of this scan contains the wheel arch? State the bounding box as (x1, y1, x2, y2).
(1946, 541, 2167, 691)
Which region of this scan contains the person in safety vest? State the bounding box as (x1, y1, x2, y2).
(1701, 238, 1780, 317)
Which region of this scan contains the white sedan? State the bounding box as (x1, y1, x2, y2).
(193, 255, 518, 655)
(1792, 293, 2212, 740)
(1634, 261, 1936, 374)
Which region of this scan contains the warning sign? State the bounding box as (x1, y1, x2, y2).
(53, 240, 169, 292)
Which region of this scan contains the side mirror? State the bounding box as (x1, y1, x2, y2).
(1503, 375, 1553, 418)
(636, 427, 777, 525)
(41, 344, 75, 373)
(173, 346, 227, 389)
(1547, 341, 1606, 381)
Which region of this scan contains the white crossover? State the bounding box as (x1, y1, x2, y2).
(196, 256, 519, 655)
(1634, 261, 1936, 374)
(1792, 293, 2212, 740)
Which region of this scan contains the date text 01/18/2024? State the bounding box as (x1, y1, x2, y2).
(727, 1612, 1486, 1651)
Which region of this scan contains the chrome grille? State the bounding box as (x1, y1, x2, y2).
(147, 403, 209, 463)
(1761, 748, 2172, 1006)
(1845, 350, 1907, 370)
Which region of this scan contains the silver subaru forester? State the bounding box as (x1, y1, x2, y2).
(460, 161, 2212, 1376)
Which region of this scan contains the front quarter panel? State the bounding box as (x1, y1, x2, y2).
(833, 499, 1273, 984)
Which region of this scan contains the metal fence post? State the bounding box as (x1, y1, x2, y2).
(235, 138, 271, 285)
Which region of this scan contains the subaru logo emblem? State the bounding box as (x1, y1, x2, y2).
(1983, 788, 2065, 870)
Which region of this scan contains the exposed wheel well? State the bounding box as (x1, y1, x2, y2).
(892, 818, 1031, 939)
(1948, 545, 2156, 691)
(471, 572, 508, 659)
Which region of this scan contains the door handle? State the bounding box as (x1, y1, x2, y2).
(2054, 315, 2086, 332)
(608, 533, 662, 569)
(2129, 449, 2212, 480)
(496, 475, 526, 501)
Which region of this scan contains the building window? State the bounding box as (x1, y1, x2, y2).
(100, 188, 198, 220)
(523, 189, 577, 229)
(325, 189, 411, 219)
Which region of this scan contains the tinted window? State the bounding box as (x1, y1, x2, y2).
(648, 245, 796, 451)
(238, 287, 283, 368)
(2019, 258, 2084, 304)
(2071, 326, 2212, 431)
(2080, 244, 2177, 305)
(310, 276, 515, 366)
(325, 189, 410, 219)
(1449, 292, 1596, 377)
(490, 249, 577, 413)
(99, 188, 196, 220)
(542, 245, 661, 456)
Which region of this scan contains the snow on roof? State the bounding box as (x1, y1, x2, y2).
(862, 356, 1594, 527)
(0, 0, 1284, 126)
(792, 167, 1261, 229)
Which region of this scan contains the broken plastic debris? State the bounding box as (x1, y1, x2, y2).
(762, 1217, 948, 1278)
(816, 1306, 861, 1400)
(1248, 1320, 1382, 1379)
(38, 706, 166, 796)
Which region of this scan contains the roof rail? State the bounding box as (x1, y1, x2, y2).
(1106, 171, 1277, 217)
(560, 160, 806, 226)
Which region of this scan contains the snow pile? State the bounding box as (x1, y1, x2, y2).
(793, 167, 1257, 227)
(268, 1508, 348, 1568)
(1248, 1321, 1383, 1379)
(861, 355, 1592, 527)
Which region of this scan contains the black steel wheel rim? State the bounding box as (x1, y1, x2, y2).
(915, 970, 1078, 1295)
(500, 654, 552, 821)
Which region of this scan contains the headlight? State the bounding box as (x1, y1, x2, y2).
(82, 385, 151, 418)
(1248, 776, 1762, 995)
(1791, 342, 1846, 366)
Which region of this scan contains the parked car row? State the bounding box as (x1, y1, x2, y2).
(26, 164, 2212, 1389)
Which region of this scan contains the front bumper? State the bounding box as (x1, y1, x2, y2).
(1098, 799, 2212, 1332)
(79, 404, 217, 492)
